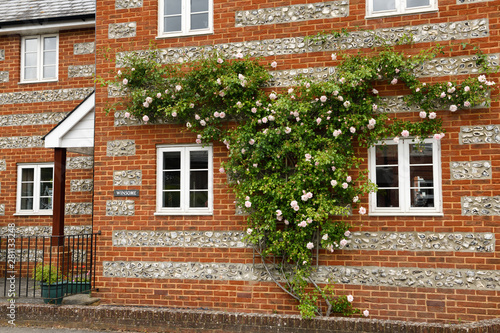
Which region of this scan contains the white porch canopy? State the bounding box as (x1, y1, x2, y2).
(44, 92, 95, 151)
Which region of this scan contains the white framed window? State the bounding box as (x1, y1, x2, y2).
(366, 0, 437, 18)
(156, 145, 213, 215)
(158, 0, 213, 38)
(16, 163, 54, 215)
(368, 138, 442, 216)
(21, 34, 58, 83)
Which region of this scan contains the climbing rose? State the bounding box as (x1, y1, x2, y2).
(350, 127, 356, 134)
(449, 105, 458, 112)
(331, 180, 337, 187)
(244, 201, 252, 208)
(363, 310, 369, 317)
(343, 101, 351, 108)
(344, 230, 351, 237)
(269, 93, 277, 100)
(346, 176, 352, 182)
(322, 234, 328, 241)
(401, 130, 410, 137)
(124, 112, 130, 118)
(342, 182, 348, 189)
(440, 92, 446, 98)
(175, 85, 182, 91)
(331, 53, 337, 60)
(372, 89, 378, 94)
(249, 139, 255, 145)
(219, 167, 225, 173)
(217, 58, 223, 64)
(391, 78, 398, 85)
(246, 228, 253, 235)
(235, 52, 243, 59)
(306, 242, 314, 250)
(320, 95, 327, 103)
(122, 78, 128, 85)
(393, 136, 400, 143)
(433, 133, 442, 140)
(340, 239, 348, 247)
(298, 221, 307, 227)
(464, 101, 471, 107)
(359, 207, 367, 215)
(271, 61, 277, 68)
(347, 295, 354, 303)
(285, 127, 291, 134)
(419, 111, 427, 119)
(429, 112, 437, 119)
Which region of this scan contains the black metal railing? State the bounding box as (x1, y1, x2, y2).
(1, 232, 99, 304)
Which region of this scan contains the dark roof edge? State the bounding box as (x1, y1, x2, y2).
(0, 14, 95, 28)
(42, 90, 95, 141)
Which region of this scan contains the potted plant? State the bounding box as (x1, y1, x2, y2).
(67, 270, 91, 295)
(32, 263, 67, 304)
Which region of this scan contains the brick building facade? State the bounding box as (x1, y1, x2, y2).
(2, 0, 500, 324)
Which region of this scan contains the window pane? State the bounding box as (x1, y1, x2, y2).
(40, 168, 53, 181)
(411, 189, 434, 207)
(190, 171, 208, 189)
(43, 37, 57, 51)
(24, 67, 37, 80)
(410, 144, 433, 164)
(165, 16, 182, 32)
(190, 191, 208, 207)
(375, 145, 398, 165)
(43, 51, 56, 66)
(25, 38, 38, 52)
(410, 166, 434, 187)
(376, 189, 399, 208)
(25, 53, 37, 67)
(43, 66, 56, 79)
(407, 0, 430, 7)
(165, 0, 182, 15)
(191, 0, 208, 12)
(373, 0, 396, 11)
(190, 151, 208, 169)
(163, 171, 180, 189)
(163, 152, 181, 169)
(376, 166, 398, 187)
(21, 198, 33, 210)
(40, 182, 53, 197)
(163, 191, 180, 207)
(21, 183, 34, 197)
(40, 197, 52, 210)
(22, 168, 34, 181)
(191, 13, 208, 30)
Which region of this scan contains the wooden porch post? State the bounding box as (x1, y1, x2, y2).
(52, 147, 66, 246)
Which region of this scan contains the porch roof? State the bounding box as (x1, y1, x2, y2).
(43, 91, 95, 149)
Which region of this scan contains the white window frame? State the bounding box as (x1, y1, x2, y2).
(368, 138, 442, 216)
(158, 0, 213, 38)
(20, 34, 59, 83)
(16, 163, 54, 215)
(156, 144, 213, 215)
(366, 0, 438, 18)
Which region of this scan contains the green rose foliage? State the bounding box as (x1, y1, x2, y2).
(104, 45, 494, 318)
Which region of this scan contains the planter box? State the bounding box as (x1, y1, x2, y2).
(67, 281, 91, 295)
(41, 282, 67, 305)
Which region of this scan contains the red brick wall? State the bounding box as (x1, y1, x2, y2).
(92, 0, 500, 323)
(0, 27, 95, 228)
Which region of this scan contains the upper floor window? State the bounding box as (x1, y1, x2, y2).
(16, 163, 54, 215)
(368, 138, 442, 216)
(366, 0, 437, 18)
(21, 35, 58, 83)
(156, 145, 213, 215)
(158, 0, 213, 37)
